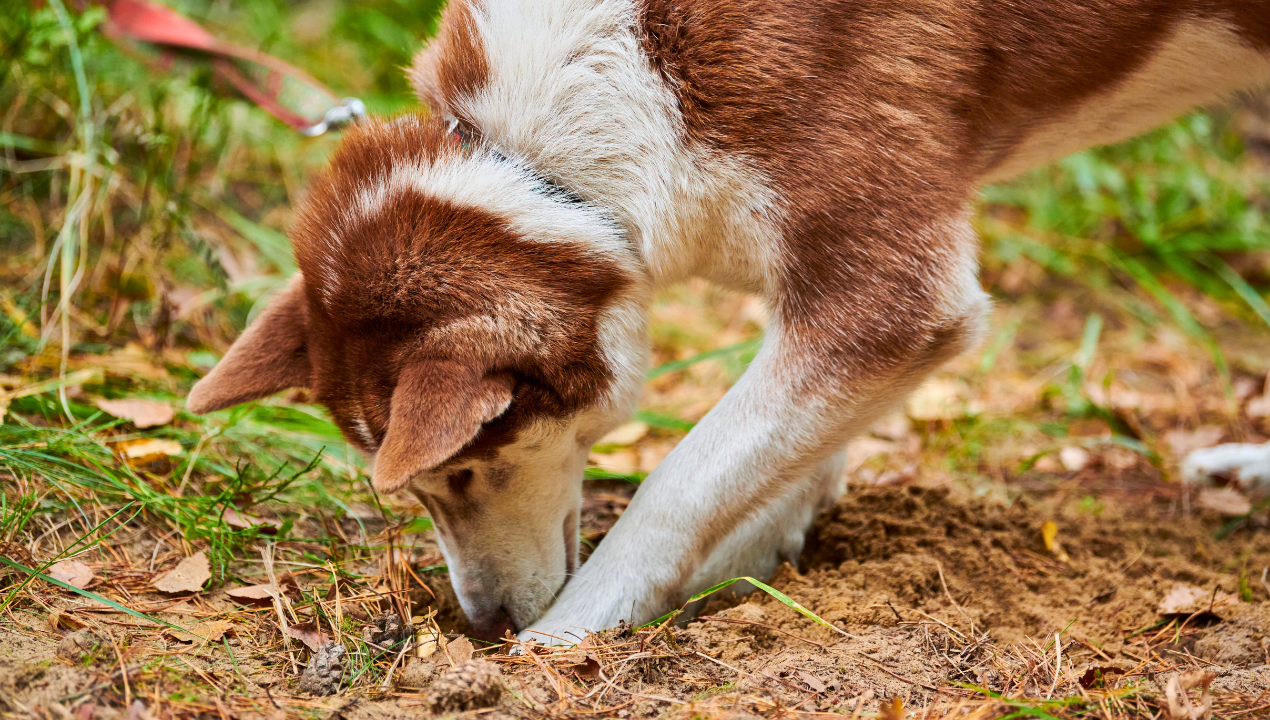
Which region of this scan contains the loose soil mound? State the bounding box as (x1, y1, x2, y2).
(3, 484, 1268, 719)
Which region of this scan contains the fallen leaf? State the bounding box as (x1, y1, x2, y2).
(879, 697, 904, 720)
(1041, 521, 1058, 551)
(1197, 487, 1252, 517)
(117, 438, 183, 460)
(1157, 584, 1234, 617)
(588, 449, 639, 475)
(171, 619, 234, 643)
(222, 507, 282, 531)
(416, 630, 441, 660)
(1165, 670, 1215, 720)
(76, 343, 168, 380)
(152, 552, 210, 593)
(798, 671, 827, 692)
(47, 609, 87, 632)
(907, 378, 978, 421)
(1163, 426, 1226, 458)
(95, 398, 174, 428)
(1040, 521, 1071, 562)
(442, 636, 474, 666)
(597, 421, 649, 447)
(286, 620, 327, 652)
(1158, 585, 1208, 615)
(48, 560, 95, 589)
(225, 584, 278, 606)
(1078, 666, 1125, 689)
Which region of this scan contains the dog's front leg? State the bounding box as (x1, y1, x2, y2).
(521, 218, 990, 643)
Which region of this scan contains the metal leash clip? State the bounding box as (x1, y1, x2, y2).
(301, 98, 368, 137)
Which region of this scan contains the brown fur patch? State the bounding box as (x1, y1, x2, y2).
(638, 0, 1268, 373)
(407, 0, 489, 117)
(289, 116, 628, 469)
(639, 0, 974, 373)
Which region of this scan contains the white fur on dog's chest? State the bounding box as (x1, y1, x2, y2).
(983, 19, 1270, 184)
(449, 0, 781, 295)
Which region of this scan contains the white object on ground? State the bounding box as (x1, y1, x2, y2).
(1182, 442, 1270, 488)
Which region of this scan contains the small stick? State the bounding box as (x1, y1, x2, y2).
(379, 636, 414, 692)
(1047, 632, 1061, 699)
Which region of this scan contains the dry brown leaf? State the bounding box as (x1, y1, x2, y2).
(1165, 670, 1215, 720)
(171, 619, 234, 643)
(76, 343, 168, 380)
(1163, 426, 1226, 458)
(47, 609, 88, 632)
(442, 636, 474, 666)
(48, 560, 95, 589)
(95, 398, 174, 428)
(1157, 584, 1233, 616)
(416, 630, 441, 660)
(152, 552, 210, 593)
(879, 697, 904, 720)
(224, 584, 277, 606)
(1158, 585, 1208, 615)
(906, 377, 980, 421)
(1196, 487, 1252, 517)
(588, 449, 639, 475)
(798, 671, 827, 693)
(597, 421, 649, 447)
(222, 507, 282, 530)
(117, 438, 183, 460)
(1041, 521, 1070, 562)
(286, 620, 327, 652)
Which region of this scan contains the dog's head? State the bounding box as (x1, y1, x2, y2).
(188, 116, 647, 638)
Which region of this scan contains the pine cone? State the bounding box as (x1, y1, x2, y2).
(362, 611, 409, 649)
(425, 660, 504, 713)
(299, 641, 346, 696)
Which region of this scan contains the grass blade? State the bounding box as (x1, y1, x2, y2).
(646, 339, 761, 380)
(0, 556, 191, 634)
(639, 575, 847, 636)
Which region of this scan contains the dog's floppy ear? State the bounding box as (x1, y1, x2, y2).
(373, 361, 514, 493)
(187, 276, 312, 413)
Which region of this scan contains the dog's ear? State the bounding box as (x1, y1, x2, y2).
(372, 361, 514, 493)
(187, 277, 312, 413)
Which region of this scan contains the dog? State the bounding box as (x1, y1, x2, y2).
(188, 0, 1270, 643)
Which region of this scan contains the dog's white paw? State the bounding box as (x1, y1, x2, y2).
(1182, 442, 1270, 488)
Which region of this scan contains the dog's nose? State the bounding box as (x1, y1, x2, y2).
(471, 605, 517, 642)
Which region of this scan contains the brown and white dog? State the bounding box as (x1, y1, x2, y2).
(188, 0, 1270, 643)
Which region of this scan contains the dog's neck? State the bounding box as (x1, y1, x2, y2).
(415, 0, 783, 295)
(445, 115, 591, 210)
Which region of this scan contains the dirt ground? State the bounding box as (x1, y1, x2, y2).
(3, 477, 1268, 720)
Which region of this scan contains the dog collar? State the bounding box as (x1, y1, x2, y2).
(446, 116, 587, 206)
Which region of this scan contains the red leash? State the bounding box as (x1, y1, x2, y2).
(99, 0, 364, 135)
